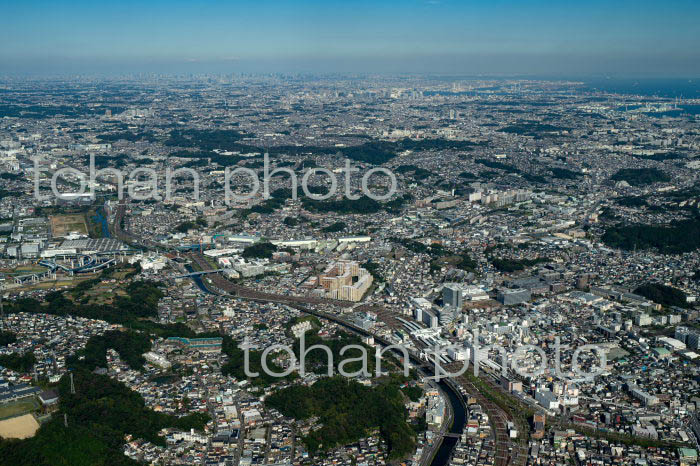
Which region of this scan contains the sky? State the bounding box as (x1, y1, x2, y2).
(1, 0, 699, 76)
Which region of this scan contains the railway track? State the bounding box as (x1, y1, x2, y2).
(187, 253, 351, 307)
(191, 251, 525, 466)
(446, 363, 524, 466)
(112, 205, 527, 466)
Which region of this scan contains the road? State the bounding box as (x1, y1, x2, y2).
(112, 201, 168, 250)
(112, 208, 527, 466)
(188, 250, 525, 466)
(188, 252, 350, 308)
(446, 364, 528, 466)
(418, 380, 454, 466)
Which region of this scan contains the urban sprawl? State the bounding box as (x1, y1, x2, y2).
(0, 75, 698, 466)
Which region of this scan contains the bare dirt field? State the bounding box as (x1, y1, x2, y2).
(50, 214, 88, 237)
(0, 414, 40, 439)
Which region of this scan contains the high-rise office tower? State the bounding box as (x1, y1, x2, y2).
(443, 284, 463, 310)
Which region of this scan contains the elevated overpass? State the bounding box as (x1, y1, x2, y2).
(175, 269, 225, 278)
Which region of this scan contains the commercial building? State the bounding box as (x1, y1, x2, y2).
(417, 308, 438, 328)
(443, 284, 463, 309)
(463, 286, 490, 301)
(438, 306, 458, 326)
(535, 388, 560, 411)
(497, 288, 531, 306)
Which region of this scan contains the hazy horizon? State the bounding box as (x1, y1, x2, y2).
(2, 0, 699, 77)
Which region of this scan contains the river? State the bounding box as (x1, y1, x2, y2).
(425, 373, 467, 466)
(91, 206, 110, 238)
(187, 273, 467, 463)
(431, 379, 467, 466)
(184, 264, 214, 294)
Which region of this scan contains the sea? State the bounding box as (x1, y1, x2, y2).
(582, 78, 700, 99)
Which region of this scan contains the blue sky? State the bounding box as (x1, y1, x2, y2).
(1, 0, 699, 75)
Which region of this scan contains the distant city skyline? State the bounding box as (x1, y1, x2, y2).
(1, 0, 700, 76)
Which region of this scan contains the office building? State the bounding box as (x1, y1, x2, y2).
(443, 284, 463, 309)
(497, 288, 531, 305)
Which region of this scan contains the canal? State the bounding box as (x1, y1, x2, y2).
(430, 378, 467, 466)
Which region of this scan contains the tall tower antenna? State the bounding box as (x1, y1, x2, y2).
(70, 372, 75, 394)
